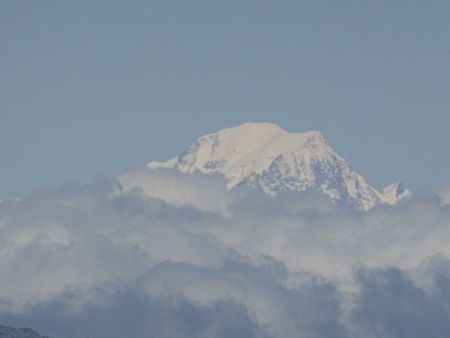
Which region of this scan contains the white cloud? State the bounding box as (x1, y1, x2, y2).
(1, 171, 450, 337)
(438, 183, 450, 206)
(118, 168, 231, 215)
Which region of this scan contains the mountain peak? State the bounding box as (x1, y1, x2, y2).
(220, 122, 326, 143)
(148, 122, 330, 187)
(381, 181, 412, 205)
(146, 123, 409, 211)
(225, 121, 284, 132)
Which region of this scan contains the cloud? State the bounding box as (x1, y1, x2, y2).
(438, 183, 450, 206)
(351, 265, 450, 338)
(118, 168, 231, 215)
(0, 289, 271, 338)
(1, 169, 450, 337)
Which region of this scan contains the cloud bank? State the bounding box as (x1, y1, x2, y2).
(1, 168, 450, 337)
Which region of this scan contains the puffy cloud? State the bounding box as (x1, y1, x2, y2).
(1, 291, 271, 338)
(118, 168, 231, 215)
(1, 169, 450, 337)
(350, 266, 450, 338)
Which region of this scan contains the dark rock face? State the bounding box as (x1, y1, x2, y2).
(0, 325, 49, 338)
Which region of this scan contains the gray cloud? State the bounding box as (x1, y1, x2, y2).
(1, 290, 271, 338)
(351, 266, 450, 338)
(1, 169, 450, 337)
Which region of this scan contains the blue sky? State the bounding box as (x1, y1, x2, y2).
(1, 0, 449, 197)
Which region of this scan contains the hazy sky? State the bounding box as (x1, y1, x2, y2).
(1, 0, 449, 197)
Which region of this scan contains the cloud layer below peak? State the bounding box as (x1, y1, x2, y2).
(1, 169, 450, 338)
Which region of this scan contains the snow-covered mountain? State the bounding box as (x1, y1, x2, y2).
(147, 122, 410, 210)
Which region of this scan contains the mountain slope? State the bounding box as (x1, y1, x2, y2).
(147, 122, 410, 210)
